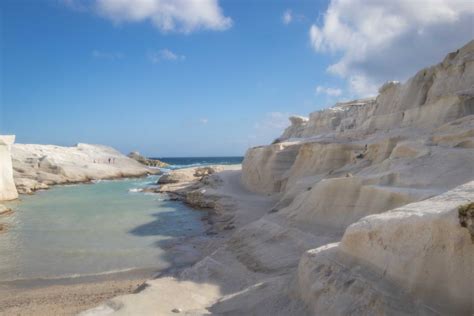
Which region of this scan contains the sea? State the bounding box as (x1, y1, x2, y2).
(0, 157, 243, 283)
(155, 156, 244, 169)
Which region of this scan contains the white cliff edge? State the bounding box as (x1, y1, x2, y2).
(0, 135, 18, 201)
(240, 40, 474, 314)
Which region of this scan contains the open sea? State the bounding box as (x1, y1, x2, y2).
(155, 156, 243, 169)
(0, 157, 242, 283)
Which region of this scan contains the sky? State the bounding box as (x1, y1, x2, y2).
(1, 0, 473, 157)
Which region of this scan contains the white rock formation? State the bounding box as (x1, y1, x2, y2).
(298, 182, 474, 315)
(276, 116, 309, 142)
(0, 135, 18, 201)
(239, 40, 474, 313)
(11, 143, 156, 194)
(83, 41, 474, 315)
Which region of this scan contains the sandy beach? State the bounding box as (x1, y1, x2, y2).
(0, 270, 152, 316)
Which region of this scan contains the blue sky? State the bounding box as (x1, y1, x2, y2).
(1, 0, 473, 156)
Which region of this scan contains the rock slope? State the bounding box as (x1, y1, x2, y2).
(83, 41, 474, 315)
(0, 135, 18, 201)
(12, 143, 156, 194)
(240, 40, 474, 314)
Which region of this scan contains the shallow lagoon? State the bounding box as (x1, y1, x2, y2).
(0, 176, 205, 281)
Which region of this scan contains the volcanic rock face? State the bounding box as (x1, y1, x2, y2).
(241, 41, 474, 313)
(0, 135, 18, 201)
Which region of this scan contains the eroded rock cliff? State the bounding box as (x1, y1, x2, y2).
(240, 40, 474, 313)
(0, 135, 18, 201)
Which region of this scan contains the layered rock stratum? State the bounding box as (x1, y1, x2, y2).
(84, 42, 474, 315)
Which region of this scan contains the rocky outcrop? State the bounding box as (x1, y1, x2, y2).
(238, 40, 474, 313)
(156, 165, 236, 214)
(275, 116, 309, 142)
(243, 41, 474, 197)
(242, 141, 302, 194)
(298, 182, 474, 315)
(12, 143, 157, 194)
(127, 151, 169, 168)
(0, 135, 18, 201)
(157, 169, 196, 185)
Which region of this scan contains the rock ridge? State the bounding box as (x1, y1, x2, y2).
(12, 143, 158, 194)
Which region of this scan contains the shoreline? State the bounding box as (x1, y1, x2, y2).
(78, 164, 281, 315)
(15, 172, 159, 196)
(0, 166, 229, 315)
(0, 267, 159, 290)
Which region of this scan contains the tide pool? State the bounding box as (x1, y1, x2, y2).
(0, 176, 205, 282)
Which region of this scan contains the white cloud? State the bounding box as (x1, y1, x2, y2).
(310, 0, 474, 97)
(315, 85, 342, 97)
(92, 50, 124, 60)
(148, 49, 185, 63)
(96, 0, 232, 33)
(199, 118, 208, 124)
(282, 9, 306, 25)
(65, 0, 232, 33)
(282, 10, 293, 25)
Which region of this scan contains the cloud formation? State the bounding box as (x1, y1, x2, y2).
(282, 10, 292, 25)
(310, 0, 474, 96)
(148, 49, 185, 63)
(315, 85, 342, 97)
(65, 0, 232, 33)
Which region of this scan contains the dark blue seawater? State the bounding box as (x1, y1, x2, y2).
(152, 156, 243, 170)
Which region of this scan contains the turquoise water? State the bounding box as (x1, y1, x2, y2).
(0, 176, 205, 282)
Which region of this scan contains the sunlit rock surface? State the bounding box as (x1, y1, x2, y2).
(0, 135, 18, 201)
(12, 143, 155, 194)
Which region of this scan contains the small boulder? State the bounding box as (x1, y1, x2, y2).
(194, 166, 222, 177)
(158, 170, 195, 184)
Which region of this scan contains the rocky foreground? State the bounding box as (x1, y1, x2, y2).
(81, 41, 474, 315)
